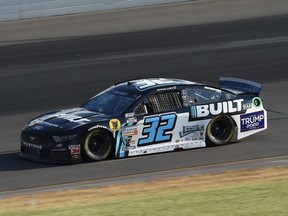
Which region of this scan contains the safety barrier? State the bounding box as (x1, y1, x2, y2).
(0, 0, 185, 21)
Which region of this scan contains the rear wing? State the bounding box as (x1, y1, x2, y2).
(219, 77, 261, 95)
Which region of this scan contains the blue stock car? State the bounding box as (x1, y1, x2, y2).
(20, 77, 267, 164)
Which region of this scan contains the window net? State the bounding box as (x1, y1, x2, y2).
(149, 92, 182, 113)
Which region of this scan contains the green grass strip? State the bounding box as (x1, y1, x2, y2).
(2, 178, 287, 216)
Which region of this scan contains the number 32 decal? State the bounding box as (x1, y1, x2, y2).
(138, 113, 177, 145)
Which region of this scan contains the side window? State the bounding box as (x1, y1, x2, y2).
(183, 86, 222, 105)
(134, 91, 182, 116)
(223, 91, 236, 100)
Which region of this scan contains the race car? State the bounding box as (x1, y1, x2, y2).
(20, 77, 267, 164)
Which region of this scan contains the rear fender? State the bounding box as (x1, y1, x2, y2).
(232, 108, 267, 140)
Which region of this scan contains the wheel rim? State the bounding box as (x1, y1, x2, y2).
(211, 117, 232, 140)
(87, 134, 109, 157)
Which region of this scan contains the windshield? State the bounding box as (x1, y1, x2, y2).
(81, 91, 136, 116)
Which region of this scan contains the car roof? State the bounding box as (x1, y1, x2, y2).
(112, 78, 200, 95)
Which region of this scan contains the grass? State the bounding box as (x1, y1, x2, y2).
(1, 166, 288, 216)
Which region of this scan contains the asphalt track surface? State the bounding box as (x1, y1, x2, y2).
(1, 14, 288, 195)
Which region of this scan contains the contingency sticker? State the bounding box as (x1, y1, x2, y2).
(122, 126, 138, 136)
(109, 119, 121, 131)
(69, 145, 81, 155)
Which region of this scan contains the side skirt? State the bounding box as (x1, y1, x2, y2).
(127, 140, 206, 157)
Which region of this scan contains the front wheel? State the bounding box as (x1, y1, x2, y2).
(82, 129, 114, 162)
(206, 115, 235, 146)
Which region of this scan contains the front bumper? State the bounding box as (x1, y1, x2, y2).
(20, 131, 82, 164)
(20, 145, 82, 164)
(19, 152, 81, 164)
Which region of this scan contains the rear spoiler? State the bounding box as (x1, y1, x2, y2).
(219, 77, 261, 95)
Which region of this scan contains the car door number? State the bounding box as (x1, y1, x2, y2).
(138, 113, 177, 145)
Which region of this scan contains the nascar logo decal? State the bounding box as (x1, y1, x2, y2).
(191, 99, 244, 118)
(240, 111, 265, 132)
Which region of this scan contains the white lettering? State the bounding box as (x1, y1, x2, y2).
(223, 101, 228, 113)
(247, 122, 259, 128)
(196, 105, 210, 117)
(241, 114, 264, 125)
(22, 141, 42, 150)
(210, 103, 222, 115)
(235, 99, 244, 111)
(55, 114, 90, 123)
(228, 101, 237, 113)
(195, 99, 244, 118)
(135, 79, 175, 90)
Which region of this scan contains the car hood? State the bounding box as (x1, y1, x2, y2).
(26, 107, 110, 133)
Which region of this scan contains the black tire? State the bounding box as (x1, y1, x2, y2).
(206, 115, 235, 146)
(82, 129, 114, 162)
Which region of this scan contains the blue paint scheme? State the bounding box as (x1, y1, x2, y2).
(139, 116, 159, 145)
(155, 114, 176, 142)
(139, 113, 177, 145)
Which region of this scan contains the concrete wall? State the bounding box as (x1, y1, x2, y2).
(0, 0, 186, 21)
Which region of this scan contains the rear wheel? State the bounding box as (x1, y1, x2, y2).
(83, 129, 113, 162)
(206, 115, 235, 146)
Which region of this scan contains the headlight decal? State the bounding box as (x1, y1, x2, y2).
(52, 134, 78, 143)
